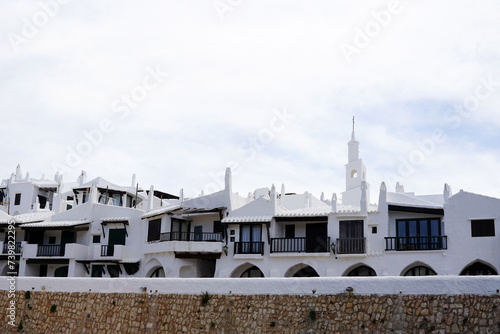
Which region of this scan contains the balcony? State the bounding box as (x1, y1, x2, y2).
(2, 242, 22, 254)
(234, 242, 265, 255)
(336, 238, 366, 254)
(270, 237, 331, 253)
(385, 236, 447, 251)
(159, 232, 222, 242)
(101, 245, 114, 256)
(37, 244, 64, 257)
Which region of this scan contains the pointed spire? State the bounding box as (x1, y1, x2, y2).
(444, 183, 452, 202)
(378, 182, 387, 211)
(34, 196, 40, 210)
(15, 164, 22, 181)
(332, 193, 337, 212)
(320, 192, 325, 202)
(351, 116, 356, 141)
(225, 167, 232, 193)
(396, 182, 405, 193)
(360, 181, 368, 215)
(131, 174, 136, 188)
(281, 184, 286, 198)
(25, 172, 30, 181)
(89, 183, 98, 204)
(270, 184, 277, 213)
(180, 188, 184, 203)
(54, 171, 60, 182)
(148, 185, 154, 210)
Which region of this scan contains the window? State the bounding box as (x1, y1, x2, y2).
(241, 266, 264, 278)
(471, 219, 495, 237)
(107, 265, 120, 278)
(460, 262, 498, 275)
(54, 266, 69, 277)
(395, 218, 443, 250)
(238, 225, 262, 254)
(48, 236, 56, 244)
(404, 266, 437, 276)
(371, 226, 377, 234)
(285, 225, 295, 239)
(14, 193, 21, 206)
(148, 219, 161, 242)
(230, 230, 235, 235)
(92, 265, 104, 278)
(171, 219, 190, 241)
(213, 221, 223, 234)
(346, 265, 376, 277)
(92, 235, 101, 243)
(150, 267, 165, 278)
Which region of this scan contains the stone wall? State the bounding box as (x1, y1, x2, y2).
(1, 290, 499, 333)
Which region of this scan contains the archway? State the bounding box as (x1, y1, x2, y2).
(230, 262, 264, 278)
(54, 266, 69, 277)
(401, 262, 437, 276)
(460, 260, 498, 276)
(343, 263, 376, 276)
(284, 263, 320, 277)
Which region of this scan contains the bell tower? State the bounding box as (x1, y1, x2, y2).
(342, 117, 370, 206)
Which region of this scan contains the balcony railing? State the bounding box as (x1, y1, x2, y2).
(158, 232, 222, 242)
(37, 244, 64, 257)
(270, 237, 331, 253)
(336, 238, 366, 254)
(385, 236, 447, 251)
(234, 242, 265, 255)
(2, 242, 22, 254)
(101, 245, 115, 257)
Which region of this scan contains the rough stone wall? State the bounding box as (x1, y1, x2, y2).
(1, 290, 499, 333)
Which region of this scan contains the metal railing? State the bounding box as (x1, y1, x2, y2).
(158, 232, 222, 242)
(234, 242, 265, 255)
(336, 238, 366, 254)
(2, 242, 22, 254)
(101, 245, 115, 256)
(270, 237, 331, 253)
(37, 244, 64, 257)
(385, 236, 447, 251)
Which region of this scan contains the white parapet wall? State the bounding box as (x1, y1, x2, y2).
(1, 276, 499, 296)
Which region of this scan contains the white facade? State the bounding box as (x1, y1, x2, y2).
(1, 127, 499, 279)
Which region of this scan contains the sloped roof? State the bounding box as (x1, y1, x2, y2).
(32, 180, 59, 188)
(140, 204, 182, 219)
(0, 210, 12, 223)
(14, 211, 55, 224)
(74, 177, 129, 193)
(275, 205, 331, 217)
(101, 217, 130, 222)
(387, 192, 443, 209)
(21, 220, 90, 228)
(222, 216, 273, 223)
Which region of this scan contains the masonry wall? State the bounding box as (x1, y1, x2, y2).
(1, 290, 499, 333)
(1, 277, 499, 333)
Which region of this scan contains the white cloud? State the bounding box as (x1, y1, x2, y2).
(1, 0, 499, 200)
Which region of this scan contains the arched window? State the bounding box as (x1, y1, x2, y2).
(460, 262, 498, 276)
(54, 266, 68, 277)
(241, 266, 264, 278)
(150, 267, 165, 278)
(293, 266, 319, 277)
(351, 170, 358, 178)
(346, 265, 376, 277)
(404, 266, 437, 276)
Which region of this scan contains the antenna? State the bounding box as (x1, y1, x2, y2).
(352, 116, 355, 131)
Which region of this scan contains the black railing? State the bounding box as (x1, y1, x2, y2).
(37, 244, 64, 257)
(270, 237, 331, 253)
(385, 236, 447, 251)
(336, 238, 366, 254)
(159, 232, 222, 242)
(2, 242, 22, 254)
(101, 245, 115, 256)
(234, 242, 265, 255)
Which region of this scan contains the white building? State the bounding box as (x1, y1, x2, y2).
(1, 125, 499, 278)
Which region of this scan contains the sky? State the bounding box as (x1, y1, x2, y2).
(1, 0, 500, 202)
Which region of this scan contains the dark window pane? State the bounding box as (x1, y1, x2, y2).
(471, 219, 495, 237)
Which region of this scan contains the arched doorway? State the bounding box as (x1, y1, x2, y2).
(284, 263, 320, 277)
(460, 261, 498, 275)
(231, 263, 265, 278)
(344, 264, 376, 276)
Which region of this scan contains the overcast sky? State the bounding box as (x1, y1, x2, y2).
(1, 0, 500, 202)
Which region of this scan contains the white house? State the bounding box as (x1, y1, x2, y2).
(1, 124, 498, 279)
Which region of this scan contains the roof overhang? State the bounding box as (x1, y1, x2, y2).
(388, 204, 444, 215)
(274, 216, 328, 222)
